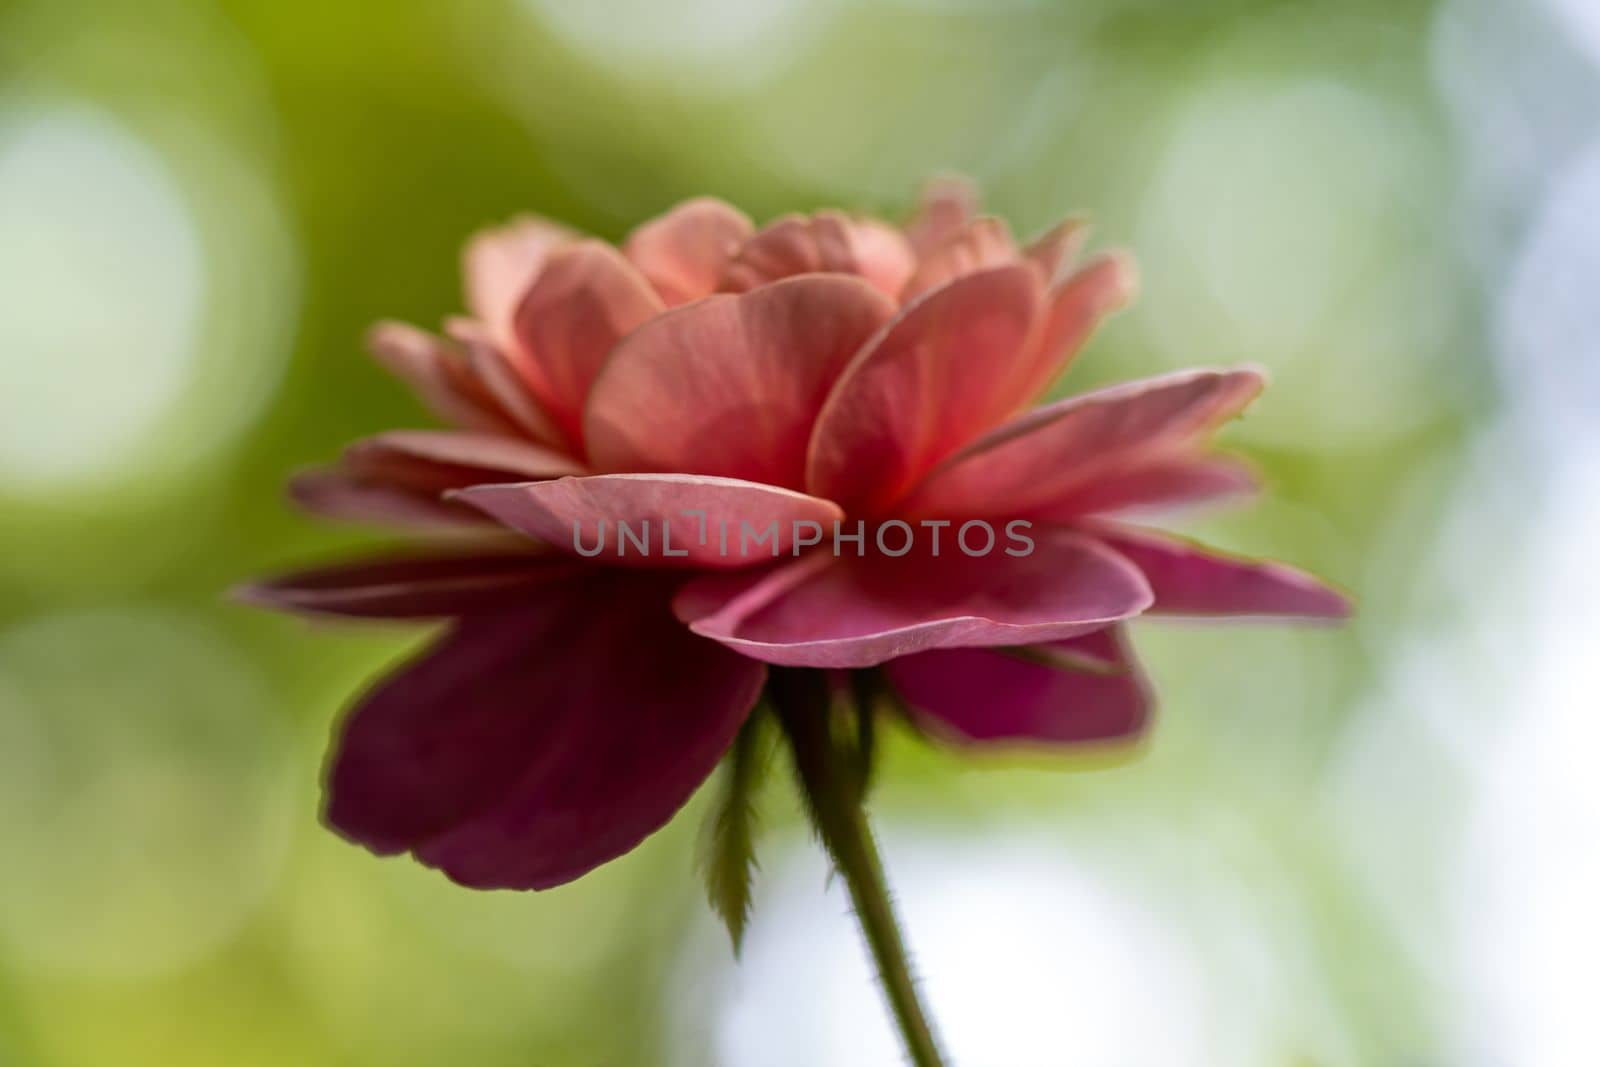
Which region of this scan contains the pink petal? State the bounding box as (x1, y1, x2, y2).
(1088, 522, 1351, 619)
(884, 626, 1150, 746)
(1033, 454, 1260, 519)
(510, 240, 665, 447)
(720, 212, 915, 298)
(288, 468, 493, 530)
(897, 367, 1266, 520)
(444, 318, 571, 450)
(236, 551, 579, 618)
(453, 474, 845, 568)
(899, 217, 1018, 303)
(806, 265, 1043, 514)
(674, 527, 1152, 668)
(345, 430, 585, 490)
(1013, 252, 1138, 403)
(462, 216, 574, 339)
(1023, 219, 1089, 285)
(904, 175, 979, 256)
(325, 573, 765, 889)
(585, 274, 895, 488)
(366, 322, 515, 434)
(624, 196, 754, 306)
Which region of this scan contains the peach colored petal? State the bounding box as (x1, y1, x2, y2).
(366, 322, 515, 434)
(1033, 454, 1260, 520)
(899, 217, 1018, 303)
(235, 551, 580, 618)
(674, 528, 1152, 668)
(903, 174, 979, 256)
(443, 318, 571, 450)
(721, 211, 915, 298)
(624, 196, 754, 306)
(1014, 252, 1137, 403)
(585, 274, 894, 488)
(806, 264, 1043, 514)
(510, 241, 664, 448)
(346, 430, 585, 489)
(1023, 218, 1089, 285)
(287, 468, 493, 530)
(896, 368, 1265, 520)
(462, 215, 573, 339)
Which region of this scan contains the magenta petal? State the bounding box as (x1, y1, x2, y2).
(585, 274, 894, 488)
(452, 474, 845, 568)
(624, 196, 755, 306)
(806, 265, 1043, 513)
(674, 527, 1152, 668)
(236, 551, 578, 618)
(1088, 522, 1351, 619)
(884, 626, 1151, 746)
(897, 367, 1266, 520)
(325, 574, 765, 889)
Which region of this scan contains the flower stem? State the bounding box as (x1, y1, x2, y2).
(770, 669, 949, 1067)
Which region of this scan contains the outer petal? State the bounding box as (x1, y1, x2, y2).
(584, 275, 895, 488)
(903, 175, 979, 256)
(624, 196, 754, 306)
(899, 217, 1018, 303)
(452, 474, 845, 568)
(674, 527, 1152, 668)
(288, 468, 493, 530)
(896, 367, 1265, 520)
(445, 318, 571, 450)
(510, 240, 665, 447)
(325, 573, 766, 889)
(367, 322, 515, 434)
(236, 551, 579, 618)
(806, 265, 1043, 514)
(462, 216, 574, 339)
(883, 626, 1150, 746)
(1024, 219, 1089, 285)
(1033, 454, 1260, 520)
(1014, 252, 1137, 403)
(1088, 522, 1351, 619)
(720, 212, 915, 298)
(345, 430, 585, 490)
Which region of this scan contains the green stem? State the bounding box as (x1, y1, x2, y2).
(770, 669, 949, 1067)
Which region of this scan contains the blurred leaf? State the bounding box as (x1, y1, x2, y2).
(700, 708, 769, 955)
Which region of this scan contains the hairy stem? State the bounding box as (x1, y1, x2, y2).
(770, 669, 948, 1067)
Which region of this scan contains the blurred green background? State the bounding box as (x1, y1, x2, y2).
(3, 0, 1598, 1064)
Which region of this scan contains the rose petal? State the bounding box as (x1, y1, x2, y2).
(897, 367, 1265, 520)
(675, 527, 1152, 668)
(345, 430, 585, 491)
(1014, 252, 1137, 403)
(806, 265, 1043, 513)
(325, 573, 765, 889)
(462, 216, 573, 339)
(720, 212, 915, 298)
(585, 274, 894, 488)
(452, 474, 845, 568)
(366, 322, 514, 434)
(1033, 454, 1260, 519)
(624, 196, 754, 306)
(236, 551, 578, 618)
(443, 319, 571, 450)
(904, 175, 979, 256)
(1023, 219, 1089, 285)
(510, 240, 664, 447)
(288, 468, 492, 530)
(1089, 523, 1351, 619)
(899, 217, 1018, 303)
(884, 626, 1151, 746)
